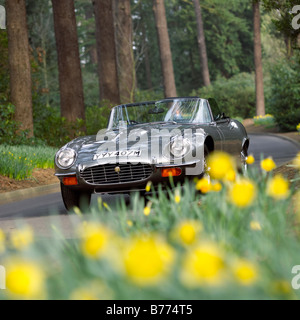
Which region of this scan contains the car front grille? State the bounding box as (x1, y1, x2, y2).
(80, 163, 153, 185)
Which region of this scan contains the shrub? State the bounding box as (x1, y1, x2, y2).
(191, 73, 256, 119)
(268, 55, 300, 132)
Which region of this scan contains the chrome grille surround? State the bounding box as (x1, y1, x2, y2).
(80, 163, 153, 185)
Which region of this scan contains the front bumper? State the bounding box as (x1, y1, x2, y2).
(55, 161, 203, 194)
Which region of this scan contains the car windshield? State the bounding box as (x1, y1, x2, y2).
(108, 98, 212, 129)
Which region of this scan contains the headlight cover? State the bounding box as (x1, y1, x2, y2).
(169, 136, 191, 158)
(56, 148, 77, 169)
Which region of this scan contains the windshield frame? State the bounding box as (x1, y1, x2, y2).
(107, 97, 214, 130)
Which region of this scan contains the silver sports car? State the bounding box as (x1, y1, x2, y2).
(54, 97, 249, 210)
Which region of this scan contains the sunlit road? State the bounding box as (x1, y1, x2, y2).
(0, 133, 299, 237)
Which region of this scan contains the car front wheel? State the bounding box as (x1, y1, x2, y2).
(60, 183, 91, 212)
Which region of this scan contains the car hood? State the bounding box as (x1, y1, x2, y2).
(65, 123, 207, 167)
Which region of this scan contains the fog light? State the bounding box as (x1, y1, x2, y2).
(161, 167, 182, 177)
(63, 176, 78, 186)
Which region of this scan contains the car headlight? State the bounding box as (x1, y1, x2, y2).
(169, 136, 191, 158)
(56, 148, 77, 169)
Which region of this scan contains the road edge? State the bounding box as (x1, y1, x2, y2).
(0, 183, 60, 205)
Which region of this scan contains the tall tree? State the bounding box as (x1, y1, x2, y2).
(153, 0, 177, 98)
(253, 0, 265, 116)
(93, 0, 120, 105)
(6, 0, 34, 137)
(193, 0, 210, 86)
(114, 0, 135, 103)
(52, 0, 85, 124)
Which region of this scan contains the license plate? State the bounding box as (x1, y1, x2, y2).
(93, 150, 141, 160)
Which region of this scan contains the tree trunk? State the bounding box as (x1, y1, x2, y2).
(93, 0, 120, 106)
(153, 0, 177, 98)
(6, 0, 34, 137)
(253, 1, 265, 116)
(85, 4, 98, 65)
(52, 0, 85, 125)
(114, 0, 135, 103)
(193, 0, 210, 87)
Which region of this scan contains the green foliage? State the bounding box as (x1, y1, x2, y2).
(33, 103, 85, 147)
(0, 103, 38, 145)
(191, 72, 256, 118)
(134, 89, 164, 103)
(0, 145, 56, 180)
(268, 55, 300, 132)
(85, 102, 113, 136)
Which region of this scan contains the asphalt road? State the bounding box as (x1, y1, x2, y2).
(0, 133, 299, 237)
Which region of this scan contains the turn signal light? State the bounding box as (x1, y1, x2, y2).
(161, 167, 182, 177)
(62, 176, 78, 186)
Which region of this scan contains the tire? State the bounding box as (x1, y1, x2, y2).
(60, 183, 91, 212)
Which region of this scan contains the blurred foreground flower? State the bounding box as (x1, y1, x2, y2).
(266, 174, 289, 200)
(77, 222, 111, 259)
(172, 220, 203, 246)
(261, 157, 276, 172)
(195, 177, 211, 193)
(180, 242, 225, 287)
(232, 259, 258, 286)
(0, 229, 5, 253)
(122, 235, 175, 286)
(70, 281, 114, 300)
(5, 258, 45, 299)
(246, 154, 255, 165)
(228, 178, 256, 208)
(207, 151, 236, 180)
(144, 201, 152, 216)
(10, 225, 34, 250)
(250, 220, 261, 231)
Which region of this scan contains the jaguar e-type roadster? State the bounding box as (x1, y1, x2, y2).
(54, 97, 249, 210)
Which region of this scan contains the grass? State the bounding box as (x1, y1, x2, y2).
(0, 151, 300, 300)
(0, 145, 56, 180)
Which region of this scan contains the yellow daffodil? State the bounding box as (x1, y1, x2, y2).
(173, 220, 203, 246)
(250, 220, 261, 231)
(145, 181, 152, 192)
(266, 174, 289, 200)
(122, 235, 175, 286)
(224, 169, 236, 182)
(180, 242, 225, 287)
(144, 201, 152, 216)
(212, 181, 222, 192)
(10, 225, 34, 250)
(5, 259, 45, 299)
(70, 281, 114, 300)
(246, 154, 255, 165)
(228, 178, 256, 208)
(271, 280, 293, 295)
(0, 229, 5, 253)
(261, 157, 276, 172)
(207, 151, 236, 180)
(232, 259, 258, 286)
(77, 222, 111, 259)
(126, 220, 133, 227)
(174, 189, 181, 203)
(195, 176, 211, 193)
